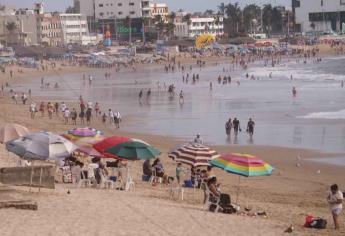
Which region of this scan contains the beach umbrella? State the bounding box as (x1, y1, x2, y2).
(209, 153, 273, 203)
(93, 136, 131, 158)
(104, 141, 160, 161)
(73, 136, 104, 158)
(169, 143, 220, 167)
(6, 132, 77, 161)
(0, 123, 30, 144)
(63, 127, 103, 141)
(209, 153, 274, 177)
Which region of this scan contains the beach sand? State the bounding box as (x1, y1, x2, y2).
(0, 55, 344, 236)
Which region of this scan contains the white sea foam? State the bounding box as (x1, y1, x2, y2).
(299, 109, 345, 119)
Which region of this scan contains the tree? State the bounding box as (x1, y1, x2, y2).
(204, 9, 214, 16)
(124, 16, 132, 43)
(65, 6, 76, 13)
(262, 4, 273, 37)
(218, 3, 226, 16)
(6, 22, 17, 45)
(169, 11, 176, 23)
(242, 4, 261, 33)
(154, 15, 164, 40)
(225, 2, 242, 34)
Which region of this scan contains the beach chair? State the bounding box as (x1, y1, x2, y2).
(204, 185, 221, 213)
(99, 170, 114, 189)
(125, 175, 135, 191)
(169, 181, 184, 201)
(149, 169, 163, 186)
(78, 169, 91, 188)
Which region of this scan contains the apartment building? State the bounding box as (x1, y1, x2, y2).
(175, 15, 224, 39)
(293, 0, 345, 32)
(60, 13, 90, 45)
(37, 13, 63, 46)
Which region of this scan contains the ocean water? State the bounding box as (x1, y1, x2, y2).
(16, 56, 345, 153)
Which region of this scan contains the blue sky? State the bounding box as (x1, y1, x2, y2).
(2, 0, 290, 12)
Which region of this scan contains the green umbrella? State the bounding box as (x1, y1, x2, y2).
(105, 141, 160, 161)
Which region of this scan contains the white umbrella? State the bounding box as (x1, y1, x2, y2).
(6, 132, 77, 161)
(0, 123, 29, 144)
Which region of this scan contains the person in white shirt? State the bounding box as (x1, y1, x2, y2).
(114, 111, 121, 129)
(108, 109, 114, 124)
(64, 108, 70, 125)
(61, 102, 67, 113)
(327, 184, 344, 230)
(30, 102, 37, 119)
(194, 134, 203, 144)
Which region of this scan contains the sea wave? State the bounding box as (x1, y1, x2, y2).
(298, 109, 345, 119)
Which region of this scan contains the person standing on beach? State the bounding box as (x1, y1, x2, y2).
(194, 134, 204, 144)
(79, 109, 85, 125)
(86, 108, 92, 126)
(246, 118, 255, 138)
(71, 108, 77, 126)
(233, 118, 241, 136)
(64, 108, 70, 125)
(225, 119, 232, 136)
(108, 109, 114, 124)
(292, 87, 297, 97)
(54, 102, 59, 117)
(30, 102, 37, 119)
(327, 184, 343, 230)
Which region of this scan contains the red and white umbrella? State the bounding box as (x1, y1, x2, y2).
(169, 143, 220, 167)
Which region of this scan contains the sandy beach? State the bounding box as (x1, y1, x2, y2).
(0, 51, 344, 236)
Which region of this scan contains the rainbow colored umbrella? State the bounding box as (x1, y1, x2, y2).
(210, 153, 273, 204)
(209, 153, 273, 177)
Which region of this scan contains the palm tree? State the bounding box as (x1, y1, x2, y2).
(169, 11, 176, 23)
(218, 3, 226, 17)
(124, 16, 132, 43)
(182, 14, 192, 38)
(204, 9, 214, 16)
(154, 15, 164, 40)
(6, 21, 17, 45)
(225, 2, 242, 34)
(243, 4, 261, 33)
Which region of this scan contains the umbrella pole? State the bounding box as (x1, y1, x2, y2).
(235, 175, 241, 205)
(38, 167, 43, 192)
(29, 166, 33, 192)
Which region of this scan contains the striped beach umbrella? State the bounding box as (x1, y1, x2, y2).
(209, 153, 273, 177)
(169, 143, 220, 167)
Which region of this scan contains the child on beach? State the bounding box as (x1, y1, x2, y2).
(327, 184, 343, 230)
(176, 163, 182, 184)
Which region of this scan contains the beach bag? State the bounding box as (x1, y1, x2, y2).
(312, 219, 327, 229)
(304, 215, 315, 227)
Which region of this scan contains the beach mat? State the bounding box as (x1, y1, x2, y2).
(0, 200, 38, 211)
(0, 166, 55, 189)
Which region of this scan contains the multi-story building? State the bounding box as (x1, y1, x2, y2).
(150, 3, 169, 21)
(76, 0, 152, 20)
(60, 13, 90, 45)
(174, 15, 224, 39)
(37, 13, 63, 46)
(293, 0, 345, 33)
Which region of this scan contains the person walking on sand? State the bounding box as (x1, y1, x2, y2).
(86, 108, 92, 126)
(79, 109, 85, 125)
(71, 108, 77, 126)
(108, 109, 114, 124)
(327, 184, 343, 230)
(179, 90, 184, 104)
(30, 102, 37, 119)
(246, 118, 255, 138)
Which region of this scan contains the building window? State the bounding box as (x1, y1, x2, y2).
(130, 11, 135, 15)
(118, 3, 122, 6)
(99, 4, 103, 7)
(129, 2, 135, 6)
(118, 11, 123, 15)
(321, 0, 323, 6)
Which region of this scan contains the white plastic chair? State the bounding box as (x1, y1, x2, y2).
(169, 181, 184, 201)
(78, 169, 91, 188)
(125, 175, 135, 191)
(99, 170, 114, 189)
(204, 185, 220, 212)
(149, 169, 163, 186)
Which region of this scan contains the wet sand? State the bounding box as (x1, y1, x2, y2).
(0, 56, 345, 235)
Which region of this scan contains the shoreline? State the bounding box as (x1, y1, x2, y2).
(0, 51, 345, 235)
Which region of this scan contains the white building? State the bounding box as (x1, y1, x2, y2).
(76, 0, 152, 19)
(174, 15, 224, 39)
(293, 0, 345, 33)
(60, 14, 90, 45)
(150, 2, 169, 21)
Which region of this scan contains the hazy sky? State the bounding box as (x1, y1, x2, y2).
(2, 0, 290, 12)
